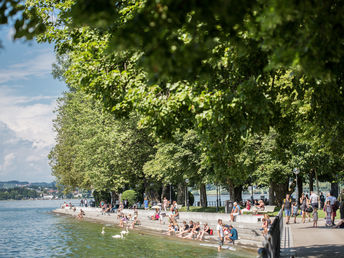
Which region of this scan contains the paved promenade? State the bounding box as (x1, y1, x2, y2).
(289, 219, 344, 258)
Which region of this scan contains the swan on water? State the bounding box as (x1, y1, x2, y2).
(112, 232, 124, 239)
(121, 227, 129, 235)
(101, 227, 105, 235)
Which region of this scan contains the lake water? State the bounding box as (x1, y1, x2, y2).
(0, 200, 255, 257)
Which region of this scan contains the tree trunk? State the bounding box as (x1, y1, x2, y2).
(309, 169, 314, 192)
(331, 182, 339, 198)
(298, 176, 303, 201)
(234, 185, 243, 202)
(111, 191, 118, 206)
(161, 184, 167, 202)
(270, 180, 289, 205)
(227, 182, 242, 202)
(269, 183, 275, 205)
(177, 183, 185, 205)
(199, 183, 207, 207)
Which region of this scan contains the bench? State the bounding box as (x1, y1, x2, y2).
(257, 205, 276, 214)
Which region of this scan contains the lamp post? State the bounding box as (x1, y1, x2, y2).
(216, 185, 219, 212)
(293, 168, 300, 205)
(219, 185, 222, 207)
(185, 179, 189, 211)
(169, 183, 172, 203)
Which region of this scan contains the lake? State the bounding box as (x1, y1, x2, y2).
(0, 200, 256, 257)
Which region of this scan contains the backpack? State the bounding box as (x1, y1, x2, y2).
(209, 229, 213, 235)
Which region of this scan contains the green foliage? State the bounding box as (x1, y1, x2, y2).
(93, 190, 111, 207)
(17, 0, 343, 200)
(0, 187, 39, 200)
(121, 190, 137, 206)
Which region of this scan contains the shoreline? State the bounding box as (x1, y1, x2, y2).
(53, 206, 263, 252)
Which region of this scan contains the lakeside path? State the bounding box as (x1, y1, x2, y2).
(289, 219, 344, 258)
(53, 207, 263, 252)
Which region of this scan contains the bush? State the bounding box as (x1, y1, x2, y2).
(121, 190, 137, 206)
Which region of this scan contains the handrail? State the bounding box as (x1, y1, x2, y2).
(260, 209, 283, 258)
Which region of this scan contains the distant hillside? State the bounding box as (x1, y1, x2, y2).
(0, 181, 55, 189)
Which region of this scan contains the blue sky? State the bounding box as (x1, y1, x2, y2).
(0, 25, 67, 182)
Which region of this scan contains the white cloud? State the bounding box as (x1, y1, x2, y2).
(0, 122, 54, 182)
(0, 90, 57, 149)
(0, 153, 16, 171)
(0, 51, 55, 84)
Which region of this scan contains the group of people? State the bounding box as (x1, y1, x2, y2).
(231, 199, 266, 221)
(283, 189, 344, 228)
(79, 199, 88, 207)
(165, 218, 238, 251)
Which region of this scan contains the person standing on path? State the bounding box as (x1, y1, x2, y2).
(339, 189, 344, 220)
(326, 191, 337, 225)
(300, 193, 308, 223)
(310, 191, 319, 210)
(320, 192, 325, 209)
(217, 219, 224, 252)
(282, 194, 292, 224)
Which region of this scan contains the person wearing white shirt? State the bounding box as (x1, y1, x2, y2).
(310, 191, 319, 209)
(217, 219, 224, 252)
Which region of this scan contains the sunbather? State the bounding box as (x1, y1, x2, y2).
(196, 223, 211, 241)
(177, 221, 191, 237)
(183, 221, 200, 239)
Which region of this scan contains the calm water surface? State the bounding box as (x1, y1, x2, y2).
(0, 200, 255, 257)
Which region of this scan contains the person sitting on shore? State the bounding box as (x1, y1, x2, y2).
(101, 202, 108, 214)
(177, 221, 192, 237)
(242, 200, 252, 214)
(255, 200, 265, 211)
(334, 219, 344, 228)
(77, 209, 85, 219)
(230, 202, 241, 222)
(129, 214, 139, 229)
(196, 223, 211, 241)
(170, 201, 177, 212)
(150, 208, 160, 220)
(261, 215, 271, 235)
(226, 225, 238, 244)
(183, 221, 200, 239)
(119, 215, 129, 227)
(104, 204, 112, 215)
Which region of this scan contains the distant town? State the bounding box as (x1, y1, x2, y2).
(0, 180, 91, 200)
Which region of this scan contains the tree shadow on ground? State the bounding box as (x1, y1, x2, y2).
(295, 244, 344, 257)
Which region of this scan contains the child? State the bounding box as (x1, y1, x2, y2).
(324, 200, 332, 227)
(291, 202, 298, 223)
(312, 208, 318, 227)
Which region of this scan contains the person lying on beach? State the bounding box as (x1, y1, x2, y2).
(183, 221, 200, 239)
(177, 221, 190, 237)
(196, 223, 211, 241)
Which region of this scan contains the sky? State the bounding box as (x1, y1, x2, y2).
(0, 25, 67, 182)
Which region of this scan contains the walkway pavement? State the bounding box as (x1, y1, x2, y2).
(288, 219, 344, 258)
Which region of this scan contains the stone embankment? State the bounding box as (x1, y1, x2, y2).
(53, 206, 265, 249)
